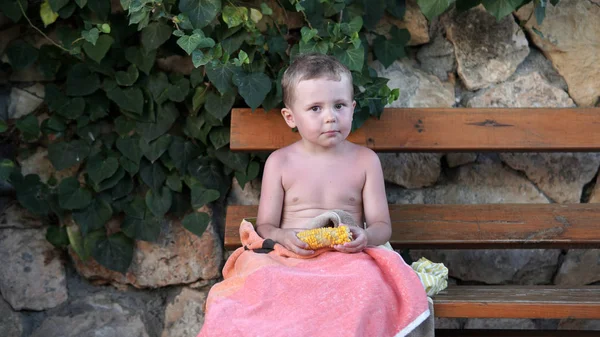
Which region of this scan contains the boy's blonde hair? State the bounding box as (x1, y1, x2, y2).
(282, 53, 353, 108)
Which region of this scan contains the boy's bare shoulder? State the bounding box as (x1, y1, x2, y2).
(264, 142, 298, 167)
(347, 142, 380, 163)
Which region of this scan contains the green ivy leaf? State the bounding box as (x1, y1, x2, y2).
(57, 97, 86, 120)
(205, 90, 236, 121)
(148, 73, 170, 105)
(140, 160, 167, 191)
(184, 115, 207, 141)
(385, 0, 406, 18)
(179, 0, 221, 29)
(87, 231, 134, 274)
(49, 0, 69, 12)
(6, 40, 39, 70)
(190, 184, 220, 209)
(73, 198, 112, 236)
(373, 28, 410, 68)
(57, 2, 76, 19)
(209, 126, 230, 149)
(120, 157, 140, 174)
(83, 34, 114, 63)
(121, 213, 162, 242)
(141, 21, 173, 51)
(0, 0, 27, 22)
(192, 85, 209, 114)
(116, 135, 143, 164)
(86, 153, 119, 185)
(40, 1, 59, 27)
(222, 5, 248, 28)
(46, 225, 69, 247)
(177, 33, 206, 55)
(111, 175, 134, 200)
(168, 77, 190, 102)
(214, 147, 249, 172)
(122, 196, 162, 242)
(94, 166, 126, 192)
(416, 0, 454, 20)
(48, 140, 91, 170)
(0, 159, 15, 182)
(187, 157, 228, 193)
(106, 86, 144, 115)
(116, 65, 139, 86)
(115, 116, 137, 136)
(87, 0, 110, 20)
(140, 134, 172, 163)
(86, 92, 110, 121)
(362, 0, 385, 29)
(145, 186, 172, 217)
(58, 177, 92, 210)
(192, 50, 213, 67)
(16, 114, 40, 141)
(169, 137, 202, 173)
(82, 28, 99, 45)
(166, 173, 182, 192)
(125, 47, 156, 75)
(0, 119, 7, 134)
(75, 0, 87, 7)
(260, 2, 273, 15)
(481, 0, 522, 20)
(206, 62, 236, 95)
(136, 103, 178, 141)
(235, 160, 260, 189)
(67, 64, 101, 96)
(232, 71, 271, 111)
(12, 174, 50, 215)
(334, 45, 364, 72)
(342, 16, 363, 35)
(182, 212, 210, 237)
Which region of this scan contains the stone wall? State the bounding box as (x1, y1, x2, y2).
(1, 0, 599, 335)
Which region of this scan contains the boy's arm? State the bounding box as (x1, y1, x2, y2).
(362, 149, 392, 246)
(256, 152, 285, 241)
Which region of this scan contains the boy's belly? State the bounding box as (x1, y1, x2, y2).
(280, 204, 363, 229)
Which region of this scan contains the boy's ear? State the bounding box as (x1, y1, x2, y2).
(352, 100, 356, 109)
(281, 108, 296, 128)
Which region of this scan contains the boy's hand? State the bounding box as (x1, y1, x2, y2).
(334, 225, 368, 253)
(277, 228, 315, 256)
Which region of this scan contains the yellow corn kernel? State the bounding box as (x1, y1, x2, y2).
(296, 226, 353, 250)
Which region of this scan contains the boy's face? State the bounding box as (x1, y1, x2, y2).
(281, 75, 356, 150)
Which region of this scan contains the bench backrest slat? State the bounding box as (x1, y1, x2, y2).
(224, 204, 600, 250)
(230, 108, 600, 152)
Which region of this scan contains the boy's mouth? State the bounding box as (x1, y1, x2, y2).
(322, 130, 339, 135)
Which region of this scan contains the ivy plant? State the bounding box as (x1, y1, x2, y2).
(0, 0, 557, 273)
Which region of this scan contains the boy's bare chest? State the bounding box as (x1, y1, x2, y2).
(282, 160, 365, 205)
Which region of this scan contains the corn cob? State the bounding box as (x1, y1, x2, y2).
(297, 226, 353, 249)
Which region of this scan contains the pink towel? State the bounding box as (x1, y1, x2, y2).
(198, 220, 430, 337)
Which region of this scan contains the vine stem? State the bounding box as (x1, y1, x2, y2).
(17, 0, 71, 53)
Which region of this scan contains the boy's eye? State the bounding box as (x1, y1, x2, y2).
(310, 106, 320, 112)
(335, 104, 344, 109)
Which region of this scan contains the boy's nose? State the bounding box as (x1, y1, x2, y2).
(324, 109, 336, 123)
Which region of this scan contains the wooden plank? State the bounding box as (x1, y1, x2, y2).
(224, 204, 600, 250)
(230, 108, 600, 152)
(434, 286, 600, 319)
(436, 330, 600, 337)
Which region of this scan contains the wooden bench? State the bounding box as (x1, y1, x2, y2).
(225, 107, 600, 336)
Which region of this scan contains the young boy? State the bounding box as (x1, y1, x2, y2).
(256, 53, 392, 255)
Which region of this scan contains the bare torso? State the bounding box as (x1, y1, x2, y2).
(278, 141, 366, 229)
